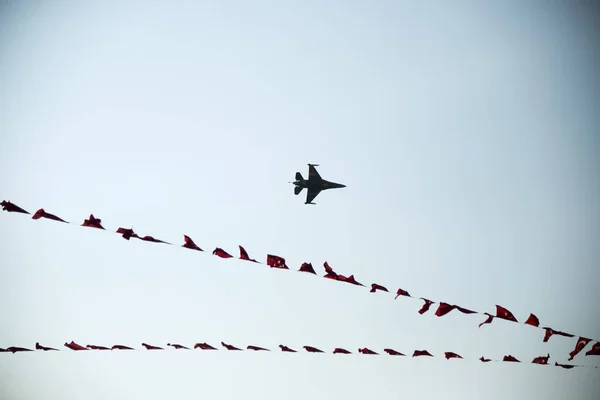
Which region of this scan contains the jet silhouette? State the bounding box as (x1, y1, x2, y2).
(291, 164, 346, 204)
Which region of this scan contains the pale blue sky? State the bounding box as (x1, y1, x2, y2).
(1, 1, 599, 399)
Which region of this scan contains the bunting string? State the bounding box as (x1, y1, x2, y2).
(2, 199, 599, 364)
(0, 339, 597, 370)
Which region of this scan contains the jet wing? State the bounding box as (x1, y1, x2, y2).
(308, 164, 322, 182)
(305, 187, 322, 204)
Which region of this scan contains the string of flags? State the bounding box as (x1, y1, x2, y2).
(2, 199, 599, 364)
(0, 340, 597, 370)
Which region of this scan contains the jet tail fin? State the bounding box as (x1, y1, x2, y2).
(294, 186, 303, 195)
(295, 172, 303, 181)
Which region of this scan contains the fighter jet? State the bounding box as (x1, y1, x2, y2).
(291, 164, 346, 204)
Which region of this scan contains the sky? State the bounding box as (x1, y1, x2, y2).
(1, 0, 599, 399)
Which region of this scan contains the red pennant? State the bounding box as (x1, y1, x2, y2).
(531, 354, 550, 365)
(395, 288, 410, 299)
(333, 347, 352, 354)
(86, 344, 110, 350)
(323, 262, 338, 279)
(182, 235, 203, 251)
(212, 248, 233, 258)
(279, 345, 296, 352)
(298, 262, 316, 274)
(64, 341, 88, 351)
(221, 341, 242, 351)
(495, 305, 518, 322)
(111, 345, 134, 350)
(32, 208, 68, 223)
(456, 306, 476, 314)
(142, 343, 163, 350)
(247, 345, 269, 351)
(267, 254, 288, 269)
(359, 347, 378, 355)
(81, 214, 105, 229)
(435, 302, 455, 317)
(479, 313, 494, 328)
(167, 343, 189, 349)
(479, 357, 492, 362)
(194, 342, 217, 350)
(239, 245, 258, 262)
(503, 355, 520, 362)
(370, 283, 388, 293)
(568, 337, 591, 361)
(138, 235, 170, 244)
(384, 348, 405, 356)
(525, 313, 540, 327)
(418, 298, 434, 314)
(1, 200, 30, 214)
(338, 274, 364, 286)
(543, 327, 574, 342)
(444, 352, 463, 359)
(413, 350, 433, 357)
(555, 362, 575, 369)
(116, 227, 138, 240)
(35, 342, 58, 351)
(303, 346, 324, 353)
(585, 341, 600, 356)
(5, 346, 32, 353)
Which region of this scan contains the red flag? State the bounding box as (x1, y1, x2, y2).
(247, 345, 269, 351)
(435, 302, 455, 317)
(479, 356, 492, 362)
(142, 343, 163, 350)
(384, 348, 405, 356)
(531, 354, 550, 365)
(279, 345, 296, 352)
(86, 344, 110, 350)
(456, 306, 476, 314)
(212, 248, 233, 258)
(495, 305, 518, 322)
(239, 245, 258, 262)
(503, 355, 520, 362)
(111, 345, 134, 350)
(1, 200, 30, 214)
(333, 347, 352, 354)
(555, 362, 575, 369)
(138, 235, 170, 244)
(221, 341, 242, 351)
(323, 262, 338, 279)
(298, 262, 316, 274)
(444, 352, 463, 359)
(64, 341, 88, 351)
(568, 337, 591, 361)
(182, 235, 203, 251)
(167, 343, 189, 349)
(359, 347, 378, 355)
(6, 346, 33, 353)
(194, 342, 217, 350)
(478, 313, 494, 328)
(303, 346, 324, 353)
(338, 274, 365, 286)
(585, 341, 600, 356)
(413, 350, 433, 357)
(525, 313, 540, 327)
(418, 298, 434, 314)
(116, 227, 138, 240)
(82, 214, 105, 229)
(32, 208, 68, 223)
(36, 342, 58, 351)
(267, 254, 288, 269)
(542, 327, 574, 342)
(395, 288, 410, 299)
(370, 283, 388, 293)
